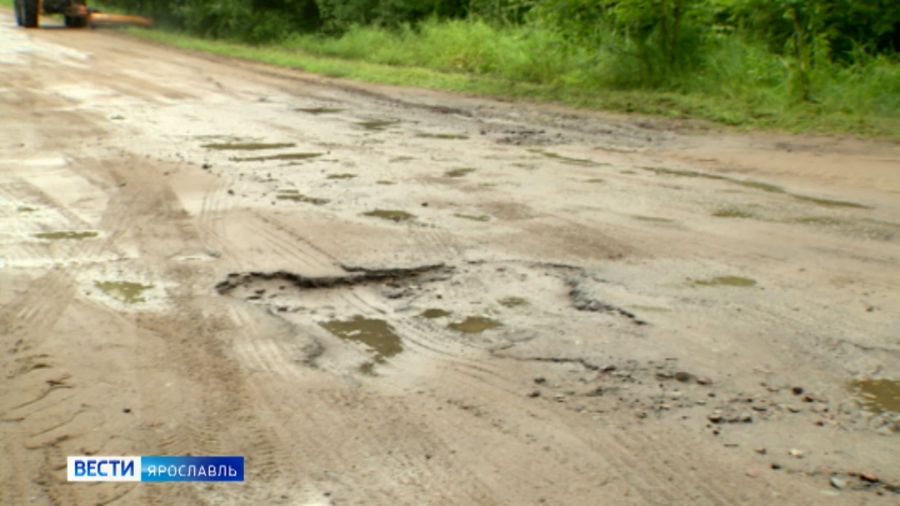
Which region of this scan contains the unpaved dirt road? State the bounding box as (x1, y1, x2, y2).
(2, 12, 899, 506)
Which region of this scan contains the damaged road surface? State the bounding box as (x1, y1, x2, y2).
(2, 10, 900, 505)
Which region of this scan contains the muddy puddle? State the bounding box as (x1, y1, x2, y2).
(327, 173, 357, 180)
(693, 276, 757, 287)
(17, 206, 37, 213)
(203, 142, 296, 151)
(356, 119, 399, 131)
(94, 280, 153, 304)
(498, 297, 528, 308)
(363, 210, 414, 222)
(416, 133, 469, 140)
(713, 207, 757, 218)
(421, 308, 452, 319)
(792, 195, 868, 209)
(633, 215, 674, 223)
(296, 107, 344, 115)
(539, 151, 599, 167)
(376, 180, 397, 185)
(233, 153, 323, 162)
(851, 379, 900, 413)
(34, 230, 98, 240)
(446, 168, 476, 178)
(454, 213, 490, 222)
(276, 191, 329, 205)
(448, 316, 503, 334)
(320, 316, 403, 363)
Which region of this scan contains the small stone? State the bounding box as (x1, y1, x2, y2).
(738, 412, 754, 423)
(771, 463, 782, 470)
(830, 477, 847, 490)
(859, 471, 879, 483)
(707, 412, 723, 423)
(788, 448, 804, 458)
(534, 377, 546, 385)
(792, 386, 804, 395)
(802, 395, 815, 403)
(696, 376, 713, 386)
(527, 390, 541, 398)
(745, 468, 760, 478)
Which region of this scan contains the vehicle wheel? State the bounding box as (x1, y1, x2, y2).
(14, 0, 23, 26)
(22, 0, 39, 28)
(64, 15, 87, 28)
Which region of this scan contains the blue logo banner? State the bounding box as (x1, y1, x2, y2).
(141, 456, 244, 482)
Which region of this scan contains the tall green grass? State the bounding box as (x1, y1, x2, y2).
(280, 19, 898, 136)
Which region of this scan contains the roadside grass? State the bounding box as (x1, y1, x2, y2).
(128, 23, 898, 138)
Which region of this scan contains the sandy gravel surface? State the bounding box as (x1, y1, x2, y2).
(1, 12, 898, 505)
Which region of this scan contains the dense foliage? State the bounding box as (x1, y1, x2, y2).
(103, 0, 898, 131)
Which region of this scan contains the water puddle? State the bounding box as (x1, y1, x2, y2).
(633, 215, 674, 223)
(851, 379, 900, 413)
(327, 173, 357, 180)
(320, 316, 403, 363)
(445, 168, 476, 178)
(203, 142, 296, 151)
(416, 132, 469, 140)
(454, 213, 490, 222)
(276, 191, 329, 205)
(363, 209, 415, 222)
(376, 180, 396, 185)
(34, 230, 98, 240)
(296, 107, 344, 114)
(448, 316, 503, 334)
(792, 195, 868, 209)
(94, 280, 154, 304)
(421, 308, 452, 319)
(499, 296, 528, 308)
(17, 206, 37, 213)
(233, 153, 323, 162)
(693, 276, 757, 287)
(713, 208, 756, 218)
(356, 119, 399, 131)
(540, 151, 597, 167)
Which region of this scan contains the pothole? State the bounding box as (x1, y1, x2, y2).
(445, 168, 476, 178)
(296, 107, 344, 114)
(420, 308, 452, 319)
(693, 276, 757, 287)
(363, 210, 415, 222)
(232, 153, 323, 162)
(94, 280, 154, 304)
(851, 379, 900, 414)
(448, 316, 503, 334)
(320, 315, 403, 364)
(202, 142, 296, 151)
(34, 231, 99, 241)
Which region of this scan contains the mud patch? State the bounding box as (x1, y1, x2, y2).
(586, 178, 604, 184)
(851, 379, 900, 413)
(376, 180, 396, 185)
(448, 316, 503, 334)
(363, 210, 415, 222)
(693, 276, 757, 287)
(320, 316, 403, 363)
(203, 142, 296, 151)
(421, 308, 452, 319)
(34, 230, 98, 240)
(446, 168, 476, 178)
(94, 280, 153, 304)
(327, 173, 357, 180)
(233, 153, 323, 162)
(17, 206, 37, 213)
